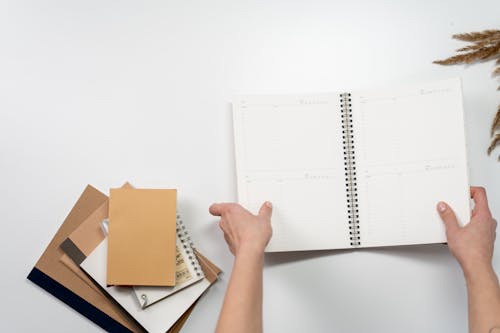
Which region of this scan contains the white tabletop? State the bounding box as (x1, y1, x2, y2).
(2, 1, 499, 332)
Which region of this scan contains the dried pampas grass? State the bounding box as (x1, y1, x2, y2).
(434, 29, 500, 160)
(487, 134, 500, 157)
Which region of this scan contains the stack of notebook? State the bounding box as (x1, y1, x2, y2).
(27, 184, 221, 333)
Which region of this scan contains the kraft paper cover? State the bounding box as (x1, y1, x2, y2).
(28, 185, 144, 332)
(107, 188, 177, 286)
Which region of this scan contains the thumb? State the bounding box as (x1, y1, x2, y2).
(437, 201, 460, 235)
(258, 201, 273, 220)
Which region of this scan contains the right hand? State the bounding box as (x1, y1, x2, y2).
(437, 186, 497, 278)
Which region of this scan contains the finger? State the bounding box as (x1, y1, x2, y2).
(258, 201, 273, 220)
(470, 187, 491, 217)
(210, 202, 243, 217)
(209, 203, 223, 216)
(209, 203, 232, 216)
(437, 201, 460, 235)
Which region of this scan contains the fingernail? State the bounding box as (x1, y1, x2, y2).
(437, 202, 447, 213)
(265, 201, 272, 208)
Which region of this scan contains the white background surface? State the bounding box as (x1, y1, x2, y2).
(1, 1, 499, 332)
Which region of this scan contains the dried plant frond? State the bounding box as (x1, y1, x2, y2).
(453, 30, 500, 42)
(434, 45, 500, 65)
(457, 44, 484, 52)
(487, 134, 500, 155)
(492, 106, 500, 136)
(435, 29, 500, 160)
(456, 37, 500, 53)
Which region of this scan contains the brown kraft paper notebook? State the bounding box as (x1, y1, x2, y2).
(27, 185, 144, 333)
(107, 188, 177, 286)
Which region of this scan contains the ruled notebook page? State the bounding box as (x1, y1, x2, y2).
(233, 93, 349, 252)
(352, 78, 470, 247)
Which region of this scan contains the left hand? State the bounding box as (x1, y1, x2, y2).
(209, 202, 273, 256)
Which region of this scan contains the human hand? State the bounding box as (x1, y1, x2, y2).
(209, 202, 272, 257)
(437, 186, 497, 279)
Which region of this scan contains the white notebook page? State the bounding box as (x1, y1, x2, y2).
(233, 93, 349, 252)
(352, 78, 470, 247)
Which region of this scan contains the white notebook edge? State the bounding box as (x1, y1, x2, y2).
(231, 98, 244, 205)
(456, 77, 473, 227)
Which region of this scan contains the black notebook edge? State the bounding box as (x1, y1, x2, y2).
(27, 267, 132, 333)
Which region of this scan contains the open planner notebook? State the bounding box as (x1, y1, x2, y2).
(232, 78, 470, 252)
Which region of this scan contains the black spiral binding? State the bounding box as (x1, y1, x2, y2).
(340, 93, 360, 247)
(176, 214, 203, 277)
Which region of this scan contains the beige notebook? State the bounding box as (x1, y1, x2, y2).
(107, 188, 177, 286)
